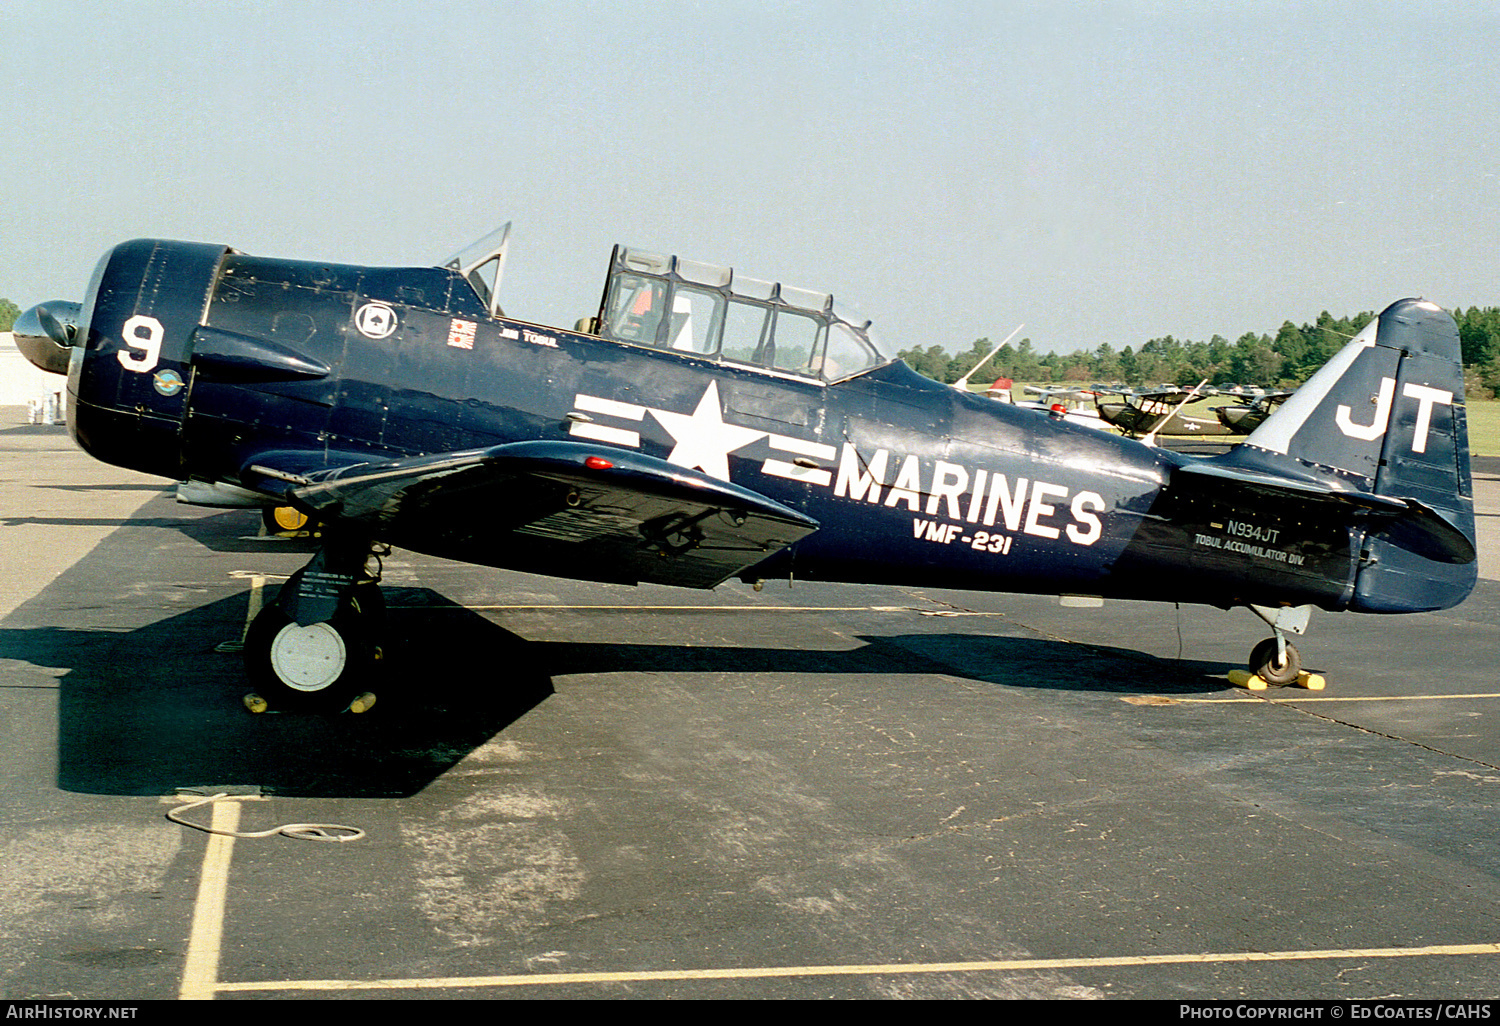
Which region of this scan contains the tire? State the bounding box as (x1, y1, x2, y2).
(244, 603, 376, 712)
(1248, 638, 1301, 686)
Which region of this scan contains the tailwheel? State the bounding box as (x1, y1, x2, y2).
(1248, 637, 1301, 686)
(244, 598, 381, 712)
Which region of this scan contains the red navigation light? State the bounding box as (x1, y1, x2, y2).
(584, 456, 614, 470)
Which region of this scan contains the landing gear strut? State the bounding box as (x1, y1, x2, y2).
(245, 535, 386, 712)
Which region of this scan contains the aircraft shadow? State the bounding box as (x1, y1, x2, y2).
(533, 633, 1233, 695)
(4, 591, 552, 799)
(1, 515, 213, 530)
(34, 483, 172, 493)
(117, 504, 323, 555)
(17, 585, 1234, 799)
(0, 506, 309, 556)
(168, 508, 324, 554)
(381, 587, 1234, 693)
(0, 424, 70, 437)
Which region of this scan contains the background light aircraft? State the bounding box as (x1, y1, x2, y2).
(12, 227, 1477, 710)
(1017, 386, 1111, 431)
(1092, 384, 1237, 438)
(1212, 388, 1296, 434)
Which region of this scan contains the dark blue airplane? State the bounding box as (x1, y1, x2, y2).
(12, 226, 1476, 710)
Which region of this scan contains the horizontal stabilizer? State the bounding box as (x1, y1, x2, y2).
(1173, 460, 1474, 565)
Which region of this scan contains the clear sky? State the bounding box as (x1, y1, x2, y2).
(2, 0, 1496, 357)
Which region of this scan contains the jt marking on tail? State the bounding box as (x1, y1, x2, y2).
(1336, 377, 1453, 452)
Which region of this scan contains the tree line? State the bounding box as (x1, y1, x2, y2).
(7, 293, 1499, 398)
(898, 307, 1500, 399)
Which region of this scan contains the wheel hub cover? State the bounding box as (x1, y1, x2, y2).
(270, 622, 347, 692)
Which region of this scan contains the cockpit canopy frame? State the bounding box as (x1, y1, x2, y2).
(442, 222, 511, 319)
(592, 245, 889, 383)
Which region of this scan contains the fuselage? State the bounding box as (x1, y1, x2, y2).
(67, 239, 1368, 612)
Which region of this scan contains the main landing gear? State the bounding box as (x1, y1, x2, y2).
(244, 535, 386, 712)
(1248, 635, 1301, 685)
(1237, 603, 1322, 690)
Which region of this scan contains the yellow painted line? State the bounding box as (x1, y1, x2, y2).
(239, 574, 265, 643)
(1171, 692, 1500, 704)
(213, 940, 1500, 994)
(410, 604, 949, 613)
(179, 799, 241, 1000)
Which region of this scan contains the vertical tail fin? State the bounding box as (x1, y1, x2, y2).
(1216, 298, 1475, 611)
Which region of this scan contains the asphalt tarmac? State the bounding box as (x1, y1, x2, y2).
(2, 413, 1498, 1001)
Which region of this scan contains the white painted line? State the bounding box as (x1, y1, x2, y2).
(212, 940, 1500, 994)
(179, 799, 241, 1000)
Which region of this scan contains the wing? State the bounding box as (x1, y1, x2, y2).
(239, 440, 819, 589)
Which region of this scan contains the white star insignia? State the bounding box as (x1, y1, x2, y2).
(650, 381, 766, 482)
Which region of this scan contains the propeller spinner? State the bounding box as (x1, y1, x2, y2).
(13, 301, 81, 375)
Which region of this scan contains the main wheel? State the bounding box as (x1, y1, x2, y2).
(1248, 638, 1301, 686)
(244, 603, 377, 712)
